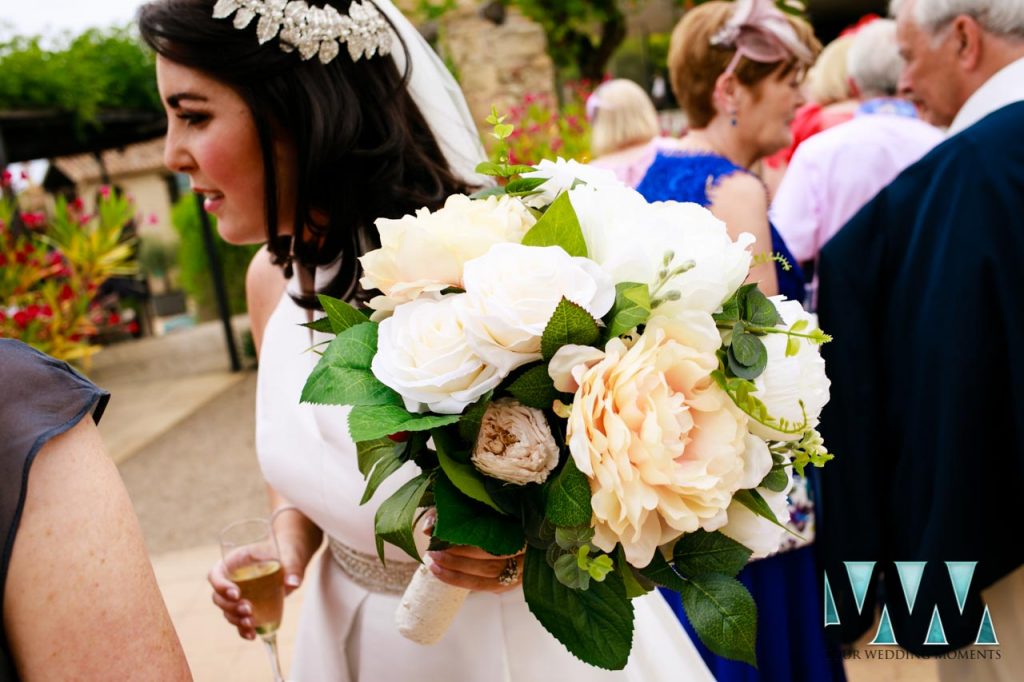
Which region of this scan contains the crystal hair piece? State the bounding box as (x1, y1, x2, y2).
(212, 0, 393, 64)
(711, 0, 813, 74)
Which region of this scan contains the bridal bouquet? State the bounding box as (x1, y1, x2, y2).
(301, 120, 833, 670)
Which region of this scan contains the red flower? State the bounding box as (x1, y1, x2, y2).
(127, 320, 140, 335)
(21, 212, 46, 229)
(59, 284, 75, 302)
(0, 311, 6, 323)
(99, 185, 112, 199)
(108, 312, 122, 325)
(13, 311, 30, 328)
(1, 170, 11, 187)
(69, 333, 84, 342)
(70, 197, 85, 212)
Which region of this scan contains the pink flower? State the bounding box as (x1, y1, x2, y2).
(147, 213, 159, 225)
(99, 186, 112, 199)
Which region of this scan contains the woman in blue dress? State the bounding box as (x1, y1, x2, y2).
(636, 2, 846, 680)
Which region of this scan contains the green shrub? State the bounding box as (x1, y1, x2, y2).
(170, 196, 258, 320)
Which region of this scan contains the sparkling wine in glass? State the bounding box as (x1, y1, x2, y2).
(220, 518, 287, 682)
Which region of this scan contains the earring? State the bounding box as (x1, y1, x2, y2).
(729, 109, 738, 127)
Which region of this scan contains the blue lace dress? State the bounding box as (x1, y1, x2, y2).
(636, 152, 845, 681)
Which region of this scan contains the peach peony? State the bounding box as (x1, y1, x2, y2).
(549, 314, 756, 566)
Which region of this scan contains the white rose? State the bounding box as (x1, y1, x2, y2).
(472, 398, 560, 485)
(359, 194, 536, 317)
(371, 295, 503, 415)
(568, 184, 753, 317)
(749, 298, 831, 441)
(460, 243, 615, 375)
(720, 465, 793, 559)
(520, 157, 623, 208)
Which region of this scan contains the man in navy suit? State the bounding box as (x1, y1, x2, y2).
(816, 1, 1024, 678)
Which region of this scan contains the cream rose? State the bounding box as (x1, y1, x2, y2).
(720, 466, 793, 559)
(359, 194, 536, 317)
(749, 298, 831, 441)
(371, 295, 503, 414)
(519, 157, 623, 208)
(549, 313, 754, 567)
(472, 398, 560, 485)
(460, 243, 615, 375)
(568, 184, 753, 317)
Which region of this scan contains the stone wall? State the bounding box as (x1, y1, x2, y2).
(394, 0, 556, 128)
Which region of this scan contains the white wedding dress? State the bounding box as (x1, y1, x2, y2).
(256, 279, 714, 682)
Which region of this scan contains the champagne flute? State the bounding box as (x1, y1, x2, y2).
(220, 518, 286, 682)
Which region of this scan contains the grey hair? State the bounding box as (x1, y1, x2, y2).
(889, 0, 1024, 39)
(847, 19, 903, 97)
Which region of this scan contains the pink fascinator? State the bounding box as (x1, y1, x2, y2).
(712, 0, 814, 74)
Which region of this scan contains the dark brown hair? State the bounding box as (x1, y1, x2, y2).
(138, 0, 474, 304)
(668, 1, 822, 128)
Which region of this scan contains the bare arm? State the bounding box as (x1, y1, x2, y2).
(209, 247, 321, 640)
(707, 172, 779, 296)
(3, 418, 192, 681)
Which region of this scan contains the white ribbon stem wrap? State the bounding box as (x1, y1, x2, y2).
(395, 558, 470, 645)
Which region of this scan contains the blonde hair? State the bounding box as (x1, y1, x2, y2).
(588, 79, 660, 157)
(806, 34, 855, 104)
(668, 1, 822, 128)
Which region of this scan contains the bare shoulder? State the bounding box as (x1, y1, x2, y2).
(246, 246, 288, 355)
(4, 418, 192, 680)
(709, 171, 769, 215)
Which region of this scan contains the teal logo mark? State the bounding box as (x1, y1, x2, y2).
(844, 561, 876, 615)
(946, 562, 976, 615)
(825, 561, 1000, 647)
(869, 605, 898, 645)
(895, 561, 927, 613)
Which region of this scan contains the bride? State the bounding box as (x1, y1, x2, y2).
(140, 1, 712, 679)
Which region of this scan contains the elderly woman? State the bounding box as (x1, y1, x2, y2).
(587, 78, 665, 187)
(636, 2, 846, 681)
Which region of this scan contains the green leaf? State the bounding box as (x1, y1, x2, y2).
(727, 334, 768, 381)
(348, 405, 460, 442)
(523, 546, 634, 670)
(457, 391, 493, 444)
(730, 332, 764, 367)
(638, 550, 688, 592)
(475, 161, 535, 177)
(540, 297, 601, 362)
(301, 323, 402, 407)
(521, 192, 588, 258)
(546, 457, 593, 527)
(554, 525, 594, 549)
(469, 186, 506, 200)
(604, 282, 651, 338)
(671, 530, 752, 578)
(317, 294, 369, 334)
(555, 551, 590, 590)
(680, 574, 758, 668)
(505, 177, 548, 195)
(713, 288, 743, 324)
(374, 472, 431, 563)
(356, 438, 409, 504)
(432, 428, 504, 514)
(616, 546, 652, 598)
(759, 466, 789, 493)
(507, 364, 561, 409)
(743, 288, 783, 327)
(733, 489, 788, 531)
(300, 316, 333, 333)
(790, 319, 809, 333)
(785, 336, 800, 357)
(432, 474, 525, 556)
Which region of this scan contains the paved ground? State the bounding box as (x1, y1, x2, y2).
(89, 319, 937, 682)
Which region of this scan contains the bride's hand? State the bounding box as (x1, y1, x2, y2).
(427, 546, 525, 594)
(209, 508, 322, 640)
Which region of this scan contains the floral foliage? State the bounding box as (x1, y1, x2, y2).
(0, 178, 136, 362)
(490, 87, 592, 166)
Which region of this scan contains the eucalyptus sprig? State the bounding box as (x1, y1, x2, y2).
(770, 428, 834, 476)
(474, 106, 537, 183)
(750, 250, 793, 272)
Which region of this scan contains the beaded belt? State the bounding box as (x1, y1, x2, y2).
(327, 536, 418, 595)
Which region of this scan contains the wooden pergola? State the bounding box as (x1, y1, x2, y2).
(0, 108, 241, 372)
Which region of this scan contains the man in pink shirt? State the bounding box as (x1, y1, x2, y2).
(770, 18, 943, 304)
